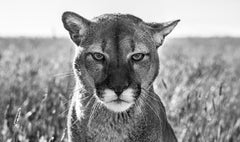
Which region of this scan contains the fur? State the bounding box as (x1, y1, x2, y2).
(62, 11, 179, 142)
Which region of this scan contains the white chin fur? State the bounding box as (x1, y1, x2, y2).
(105, 101, 133, 112)
(102, 88, 135, 112)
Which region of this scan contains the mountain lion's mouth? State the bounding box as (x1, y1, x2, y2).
(108, 98, 130, 103)
(97, 88, 135, 112)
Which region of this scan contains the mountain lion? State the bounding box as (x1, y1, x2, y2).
(62, 11, 180, 142)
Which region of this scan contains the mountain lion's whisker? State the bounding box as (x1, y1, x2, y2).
(140, 95, 161, 122)
(88, 101, 100, 127)
(141, 88, 161, 103)
(59, 108, 69, 117)
(51, 71, 75, 78)
(84, 95, 95, 108)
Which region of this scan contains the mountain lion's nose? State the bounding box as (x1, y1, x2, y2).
(114, 88, 124, 97)
(107, 67, 130, 96)
(112, 85, 128, 97)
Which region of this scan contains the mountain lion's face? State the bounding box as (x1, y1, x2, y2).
(62, 12, 179, 112)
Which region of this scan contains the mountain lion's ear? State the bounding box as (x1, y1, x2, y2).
(62, 11, 92, 46)
(147, 19, 180, 48)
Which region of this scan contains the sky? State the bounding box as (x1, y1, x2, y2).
(0, 0, 239, 37)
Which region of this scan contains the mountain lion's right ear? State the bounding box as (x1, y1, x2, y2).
(62, 11, 91, 46)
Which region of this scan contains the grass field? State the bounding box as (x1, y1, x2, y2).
(0, 37, 240, 142)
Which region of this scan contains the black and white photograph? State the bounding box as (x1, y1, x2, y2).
(0, 0, 240, 141)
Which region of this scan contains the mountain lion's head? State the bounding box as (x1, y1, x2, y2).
(62, 12, 179, 112)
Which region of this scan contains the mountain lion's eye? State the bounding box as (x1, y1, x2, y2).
(131, 53, 145, 61)
(92, 52, 105, 61)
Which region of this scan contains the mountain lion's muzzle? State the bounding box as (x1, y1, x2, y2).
(95, 64, 141, 112)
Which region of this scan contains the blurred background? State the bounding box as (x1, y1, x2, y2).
(0, 0, 240, 141)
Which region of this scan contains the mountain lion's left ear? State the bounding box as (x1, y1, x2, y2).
(147, 19, 180, 48)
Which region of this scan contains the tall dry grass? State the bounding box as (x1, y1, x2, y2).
(0, 37, 239, 142)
